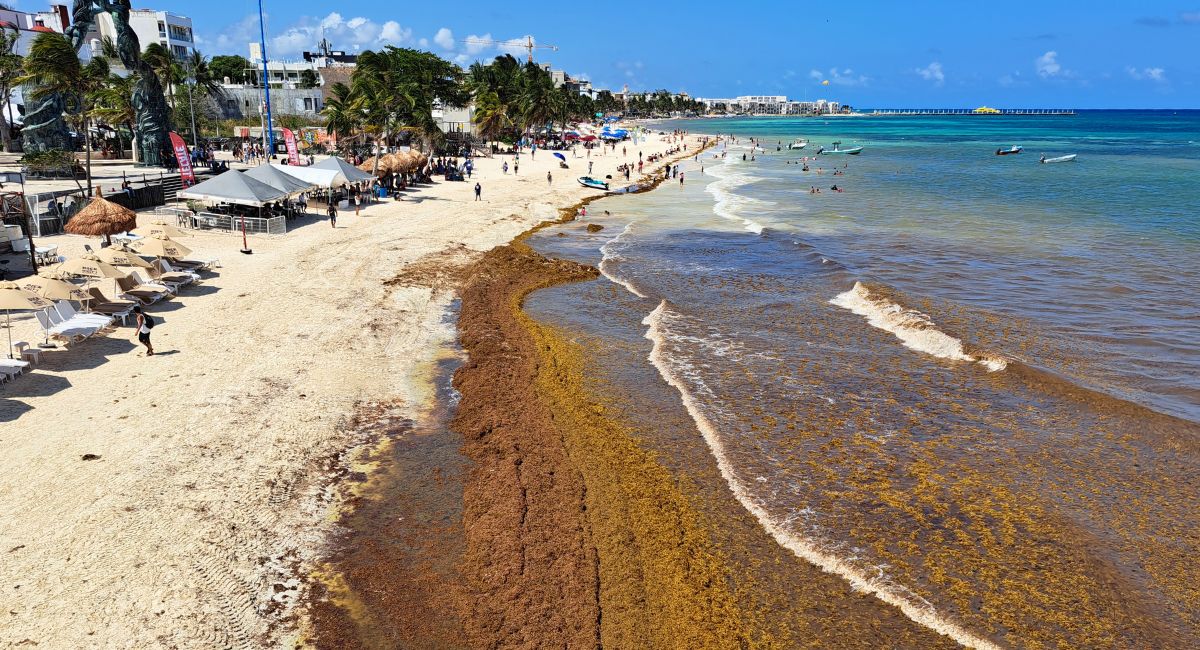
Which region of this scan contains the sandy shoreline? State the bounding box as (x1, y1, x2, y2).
(0, 133, 699, 647)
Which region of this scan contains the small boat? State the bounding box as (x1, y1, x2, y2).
(578, 176, 609, 190)
(818, 142, 863, 155)
(996, 145, 1023, 155)
(788, 139, 809, 150)
(1039, 154, 1076, 164)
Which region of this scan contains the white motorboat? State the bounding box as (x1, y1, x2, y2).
(1040, 154, 1077, 164)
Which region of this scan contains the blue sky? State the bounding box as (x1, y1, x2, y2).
(40, 0, 1200, 107)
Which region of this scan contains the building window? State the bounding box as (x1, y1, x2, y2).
(158, 21, 165, 36)
(303, 98, 313, 111)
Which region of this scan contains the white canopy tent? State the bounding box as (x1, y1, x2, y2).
(177, 170, 291, 207)
(269, 164, 347, 189)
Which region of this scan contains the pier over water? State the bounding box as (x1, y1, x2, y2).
(868, 108, 1076, 116)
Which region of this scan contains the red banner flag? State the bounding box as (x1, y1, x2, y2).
(282, 128, 300, 165)
(168, 132, 195, 188)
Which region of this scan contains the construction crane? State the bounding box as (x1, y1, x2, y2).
(462, 35, 559, 63)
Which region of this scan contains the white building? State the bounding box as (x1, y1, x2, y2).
(697, 95, 843, 115)
(89, 9, 195, 60)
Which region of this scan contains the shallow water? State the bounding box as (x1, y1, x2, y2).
(525, 112, 1200, 647)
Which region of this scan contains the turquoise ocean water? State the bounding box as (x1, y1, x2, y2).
(523, 111, 1200, 646)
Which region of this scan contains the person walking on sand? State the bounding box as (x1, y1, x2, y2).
(680, 172, 685, 187)
(474, 182, 482, 201)
(327, 201, 337, 228)
(588, 160, 593, 175)
(353, 189, 361, 216)
(547, 171, 553, 186)
(514, 160, 519, 175)
(503, 160, 509, 174)
(132, 306, 155, 356)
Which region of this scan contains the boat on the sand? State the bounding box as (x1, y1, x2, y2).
(578, 176, 610, 190)
(1040, 154, 1077, 164)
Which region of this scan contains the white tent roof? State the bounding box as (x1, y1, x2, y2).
(177, 170, 291, 207)
(269, 164, 347, 188)
(312, 156, 375, 183)
(243, 164, 314, 195)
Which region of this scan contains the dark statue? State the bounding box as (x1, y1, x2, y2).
(20, 0, 173, 166)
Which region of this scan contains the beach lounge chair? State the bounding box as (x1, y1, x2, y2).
(36, 309, 98, 342)
(157, 259, 205, 281)
(168, 256, 221, 271)
(0, 358, 30, 383)
(150, 259, 199, 285)
(85, 288, 136, 324)
(130, 269, 184, 293)
(114, 275, 172, 304)
(54, 301, 113, 329)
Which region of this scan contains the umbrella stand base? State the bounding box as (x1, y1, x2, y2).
(240, 249, 253, 255)
(39, 342, 57, 349)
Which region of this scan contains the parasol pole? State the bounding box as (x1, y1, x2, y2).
(240, 205, 252, 254)
(6, 309, 12, 359)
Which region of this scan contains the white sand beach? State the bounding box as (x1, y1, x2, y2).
(0, 133, 702, 647)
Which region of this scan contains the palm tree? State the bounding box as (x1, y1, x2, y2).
(0, 23, 22, 153)
(321, 82, 361, 148)
(18, 32, 105, 195)
(91, 72, 137, 159)
(472, 90, 510, 145)
(141, 42, 180, 108)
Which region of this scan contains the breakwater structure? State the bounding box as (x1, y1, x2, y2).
(868, 107, 1075, 115)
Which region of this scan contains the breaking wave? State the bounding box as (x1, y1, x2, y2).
(642, 300, 1002, 649)
(830, 282, 1008, 372)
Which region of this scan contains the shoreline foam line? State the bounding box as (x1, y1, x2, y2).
(705, 152, 768, 235)
(830, 281, 1008, 372)
(642, 300, 1003, 650)
(598, 221, 648, 298)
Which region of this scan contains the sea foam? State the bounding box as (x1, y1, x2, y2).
(642, 301, 1002, 649)
(705, 153, 770, 235)
(598, 221, 647, 298)
(830, 282, 1008, 372)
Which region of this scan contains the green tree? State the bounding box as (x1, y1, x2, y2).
(0, 23, 22, 152)
(471, 90, 509, 143)
(141, 42, 181, 108)
(299, 69, 319, 89)
(18, 32, 108, 195)
(90, 72, 136, 159)
(209, 54, 250, 85)
(321, 82, 361, 147)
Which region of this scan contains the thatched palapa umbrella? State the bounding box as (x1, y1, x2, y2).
(64, 194, 137, 245)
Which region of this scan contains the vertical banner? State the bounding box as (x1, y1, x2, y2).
(168, 131, 195, 188)
(282, 128, 300, 165)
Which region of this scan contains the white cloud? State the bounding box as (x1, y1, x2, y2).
(915, 61, 944, 85)
(1035, 50, 1063, 78)
(434, 27, 455, 50)
(203, 14, 261, 57)
(380, 21, 410, 43)
(1126, 66, 1167, 82)
(464, 33, 492, 55)
(238, 12, 418, 58)
(809, 67, 869, 86)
